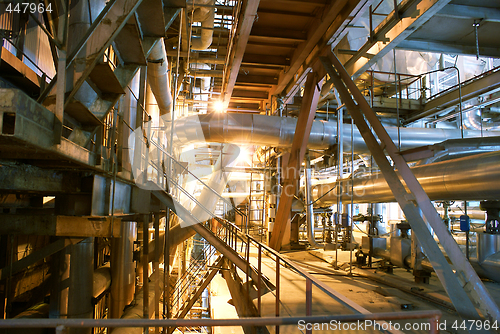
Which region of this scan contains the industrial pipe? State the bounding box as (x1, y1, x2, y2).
(110, 221, 137, 319)
(463, 109, 500, 131)
(170, 113, 500, 152)
(305, 161, 321, 249)
(190, 0, 216, 50)
(110, 270, 164, 334)
(312, 150, 500, 206)
(415, 136, 500, 165)
(147, 39, 173, 118)
(93, 265, 111, 298)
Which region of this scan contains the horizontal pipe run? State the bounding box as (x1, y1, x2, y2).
(0, 311, 441, 328)
(171, 113, 500, 152)
(312, 151, 500, 205)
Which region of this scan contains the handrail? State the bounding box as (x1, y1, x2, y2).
(146, 137, 248, 232)
(0, 311, 442, 329)
(148, 136, 247, 222)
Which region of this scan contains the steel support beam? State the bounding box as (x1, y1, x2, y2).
(223, 0, 260, 107)
(0, 215, 122, 237)
(397, 39, 500, 58)
(280, 0, 372, 104)
(0, 238, 82, 280)
(436, 4, 500, 23)
(324, 53, 500, 323)
(343, 0, 452, 79)
(270, 0, 351, 96)
(269, 72, 321, 250)
(0, 163, 81, 193)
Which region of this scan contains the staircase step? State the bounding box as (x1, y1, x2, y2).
(136, 0, 166, 37)
(89, 62, 126, 95)
(114, 16, 147, 65)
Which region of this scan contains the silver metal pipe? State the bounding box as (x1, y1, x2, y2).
(93, 265, 111, 299)
(171, 113, 500, 152)
(463, 109, 500, 131)
(305, 163, 321, 249)
(111, 270, 165, 334)
(415, 137, 500, 165)
(190, 0, 216, 50)
(110, 221, 137, 319)
(147, 38, 173, 118)
(312, 151, 500, 206)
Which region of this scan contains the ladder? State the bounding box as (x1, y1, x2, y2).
(248, 154, 267, 242)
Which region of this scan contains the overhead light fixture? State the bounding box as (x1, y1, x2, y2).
(214, 100, 225, 113)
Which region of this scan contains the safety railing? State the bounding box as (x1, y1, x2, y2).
(0, 311, 443, 334)
(145, 133, 248, 227)
(199, 217, 443, 334)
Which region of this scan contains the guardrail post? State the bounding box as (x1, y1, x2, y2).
(430, 315, 439, 334)
(246, 235, 250, 298)
(276, 256, 280, 334)
(306, 278, 312, 334)
(55, 325, 67, 334)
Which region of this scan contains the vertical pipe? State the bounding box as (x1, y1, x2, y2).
(164, 210, 170, 332)
(110, 221, 137, 319)
(305, 157, 320, 248)
(257, 244, 262, 316)
(393, 49, 401, 151)
(154, 214, 160, 334)
(142, 215, 149, 333)
(50, 238, 94, 334)
(334, 90, 343, 264)
(275, 256, 280, 334)
(245, 236, 250, 298)
(349, 116, 354, 275)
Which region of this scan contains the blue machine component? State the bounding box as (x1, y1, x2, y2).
(460, 215, 470, 232)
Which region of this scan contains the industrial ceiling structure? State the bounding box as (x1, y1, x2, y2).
(1, 0, 500, 333)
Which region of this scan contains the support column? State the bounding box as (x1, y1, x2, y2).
(269, 72, 321, 250)
(323, 53, 500, 321)
(49, 238, 94, 334)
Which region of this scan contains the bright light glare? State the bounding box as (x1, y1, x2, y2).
(214, 100, 225, 113)
(236, 146, 253, 166)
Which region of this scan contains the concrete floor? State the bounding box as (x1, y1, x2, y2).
(240, 247, 500, 334)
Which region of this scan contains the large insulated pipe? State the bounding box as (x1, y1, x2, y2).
(312, 150, 500, 206)
(184, 144, 240, 226)
(110, 270, 164, 334)
(191, 0, 215, 50)
(147, 39, 173, 118)
(110, 221, 137, 319)
(463, 109, 500, 131)
(93, 265, 112, 298)
(415, 136, 500, 165)
(171, 113, 500, 152)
